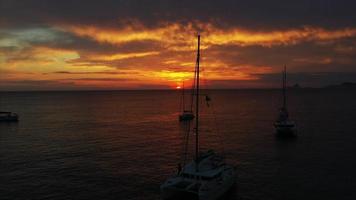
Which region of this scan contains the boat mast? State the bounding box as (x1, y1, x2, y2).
(190, 59, 197, 113)
(283, 65, 287, 109)
(195, 34, 201, 171)
(182, 81, 185, 111)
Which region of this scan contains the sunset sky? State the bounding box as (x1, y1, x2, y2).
(1, 0, 356, 90)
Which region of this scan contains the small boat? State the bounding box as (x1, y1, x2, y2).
(0, 111, 19, 122)
(179, 82, 194, 121)
(161, 35, 236, 200)
(179, 110, 195, 121)
(274, 66, 296, 137)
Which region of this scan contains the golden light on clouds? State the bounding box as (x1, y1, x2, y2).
(205, 27, 356, 46)
(154, 70, 193, 82)
(1, 21, 356, 90)
(67, 23, 356, 48)
(97, 51, 160, 61)
(68, 26, 164, 44)
(4, 47, 79, 73)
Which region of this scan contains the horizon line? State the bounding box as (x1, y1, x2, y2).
(1, 86, 354, 93)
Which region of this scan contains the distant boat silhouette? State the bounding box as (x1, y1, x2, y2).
(0, 111, 19, 122)
(161, 35, 236, 200)
(325, 82, 356, 89)
(179, 81, 194, 122)
(274, 65, 296, 137)
(0, 94, 19, 122)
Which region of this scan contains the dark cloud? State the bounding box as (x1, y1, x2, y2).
(67, 78, 131, 82)
(0, 79, 78, 91)
(207, 72, 356, 88)
(0, 27, 162, 54)
(0, 78, 135, 91)
(206, 38, 356, 72)
(131, 83, 170, 89)
(34, 31, 162, 55)
(1, 0, 356, 30)
(67, 50, 163, 70)
(0, 46, 18, 52)
(1, 27, 164, 69)
(257, 72, 356, 87)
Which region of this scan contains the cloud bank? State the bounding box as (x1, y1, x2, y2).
(0, 0, 355, 90)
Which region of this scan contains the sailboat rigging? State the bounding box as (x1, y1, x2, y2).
(161, 35, 236, 200)
(179, 81, 194, 121)
(274, 65, 297, 137)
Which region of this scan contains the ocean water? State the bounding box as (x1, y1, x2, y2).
(1, 89, 356, 200)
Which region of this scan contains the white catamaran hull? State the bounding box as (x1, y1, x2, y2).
(274, 121, 297, 137)
(161, 166, 236, 200)
(161, 179, 235, 200)
(161, 186, 198, 200)
(200, 172, 236, 200)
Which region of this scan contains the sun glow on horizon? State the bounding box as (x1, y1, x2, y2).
(1, 20, 355, 90)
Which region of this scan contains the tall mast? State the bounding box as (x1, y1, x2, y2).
(182, 81, 185, 111)
(195, 34, 201, 171)
(283, 65, 287, 109)
(190, 59, 197, 112)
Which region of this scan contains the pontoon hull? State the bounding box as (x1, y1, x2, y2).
(161, 169, 236, 200)
(200, 174, 236, 200)
(161, 179, 235, 200)
(161, 187, 198, 200)
(274, 122, 296, 137)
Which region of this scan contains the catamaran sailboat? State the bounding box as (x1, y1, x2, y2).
(274, 66, 296, 137)
(179, 82, 194, 121)
(161, 35, 236, 200)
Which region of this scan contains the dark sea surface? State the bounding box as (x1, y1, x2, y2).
(1, 89, 356, 200)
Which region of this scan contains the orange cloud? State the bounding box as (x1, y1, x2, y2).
(66, 23, 356, 48)
(2, 22, 355, 90)
(95, 51, 160, 61)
